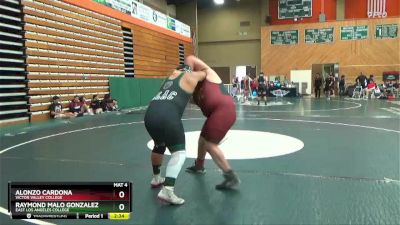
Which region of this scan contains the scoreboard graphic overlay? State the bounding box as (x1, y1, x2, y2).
(8, 182, 132, 220)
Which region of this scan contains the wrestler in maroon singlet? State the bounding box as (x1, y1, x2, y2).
(193, 80, 236, 144)
(185, 56, 240, 190)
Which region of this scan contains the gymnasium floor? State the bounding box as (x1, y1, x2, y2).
(0, 98, 399, 225)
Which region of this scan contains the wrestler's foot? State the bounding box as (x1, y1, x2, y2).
(216, 170, 240, 190)
(158, 186, 185, 205)
(186, 162, 206, 174)
(150, 175, 165, 188)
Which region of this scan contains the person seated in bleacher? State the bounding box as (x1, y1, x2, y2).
(90, 95, 103, 114)
(49, 96, 75, 119)
(375, 84, 389, 99)
(365, 79, 376, 99)
(355, 72, 368, 89)
(372, 84, 383, 99)
(101, 94, 118, 112)
(79, 96, 94, 115)
(69, 95, 84, 116)
(352, 80, 363, 98)
(394, 81, 400, 97)
(383, 81, 394, 97)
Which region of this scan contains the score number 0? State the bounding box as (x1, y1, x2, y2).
(118, 191, 125, 210)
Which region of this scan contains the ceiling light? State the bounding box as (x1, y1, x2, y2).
(214, 0, 224, 5)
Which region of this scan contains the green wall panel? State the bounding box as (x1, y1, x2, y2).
(110, 78, 164, 109)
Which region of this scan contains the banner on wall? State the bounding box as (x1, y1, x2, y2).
(174, 21, 190, 37)
(176, 20, 183, 33)
(134, 0, 152, 21)
(367, 0, 387, 18)
(376, 24, 398, 39)
(93, 0, 132, 15)
(167, 17, 176, 31)
(181, 23, 191, 37)
(152, 10, 167, 28)
(93, 0, 190, 37)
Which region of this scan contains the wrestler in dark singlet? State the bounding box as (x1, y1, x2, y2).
(144, 62, 206, 205)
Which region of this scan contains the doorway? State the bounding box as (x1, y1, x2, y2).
(235, 65, 257, 81)
(311, 63, 339, 93)
(211, 66, 230, 84)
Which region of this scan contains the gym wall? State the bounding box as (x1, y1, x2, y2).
(261, 17, 400, 84)
(176, 0, 198, 55)
(0, 0, 193, 125)
(0, 1, 28, 127)
(197, 0, 263, 81)
(24, 0, 125, 122)
(143, 0, 176, 18)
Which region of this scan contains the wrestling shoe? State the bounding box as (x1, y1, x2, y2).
(186, 161, 206, 174)
(150, 175, 164, 188)
(157, 186, 185, 205)
(216, 170, 240, 190)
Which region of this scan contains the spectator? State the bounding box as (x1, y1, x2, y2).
(79, 96, 93, 115)
(269, 81, 274, 88)
(387, 80, 394, 89)
(339, 75, 346, 97)
(231, 77, 240, 97)
(352, 80, 363, 98)
(69, 95, 83, 116)
(49, 96, 75, 119)
(287, 81, 295, 88)
(368, 74, 374, 85)
(101, 94, 118, 112)
(242, 75, 251, 103)
(250, 78, 258, 94)
(365, 79, 376, 99)
(90, 95, 103, 114)
(329, 74, 335, 96)
(282, 76, 289, 88)
(232, 77, 238, 88)
(394, 81, 399, 89)
(373, 85, 382, 98)
(275, 80, 281, 88)
(324, 75, 333, 100)
(385, 81, 395, 96)
(355, 72, 368, 89)
(314, 73, 322, 98)
(240, 78, 245, 94)
(257, 73, 267, 105)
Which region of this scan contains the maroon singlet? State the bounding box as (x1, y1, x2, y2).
(193, 80, 236, 144)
